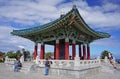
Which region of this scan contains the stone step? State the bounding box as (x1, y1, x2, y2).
(20, 62, 34, 73)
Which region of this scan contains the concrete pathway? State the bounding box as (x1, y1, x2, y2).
(87, 64, 120, 79)
(0, 63, 58, 79)
(0, 63, 120, 79)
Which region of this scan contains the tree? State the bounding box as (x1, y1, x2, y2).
(101, 50, 109, 59)
(45, 52, 54, 59)
(0, 51, 5, 56)
(16, 50, 22, 58)
(6, 51, 17, 58)
(25, 50, 30, 58)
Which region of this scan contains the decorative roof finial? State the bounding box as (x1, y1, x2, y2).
(60, 9, 65, 18)
(72, 0, 77, 9)
(73, 4, 76, 9)
(61, 9, 65, 15)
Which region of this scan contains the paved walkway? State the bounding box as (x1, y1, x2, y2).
(0, 63, 120, 79)
(87, 69, 120, 79)
(0, 63, 58, 79)
(87, 64, 120, 79)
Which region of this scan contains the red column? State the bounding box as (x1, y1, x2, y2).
(40, 42, 45, 59)
(83, 44, 86, 60)
(87, 44, 90, 60)
(33, 43, 37, 60)
(54, 45, 56, 59)
(55, 40, 60, 60)
(72, 40, 76, 60)
(79, 44, 82, 59)
(65, 38, 69, 60)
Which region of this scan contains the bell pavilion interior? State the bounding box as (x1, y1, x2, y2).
(11, 5, 110, 60)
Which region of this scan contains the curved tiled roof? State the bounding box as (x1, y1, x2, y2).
(11, 5, 110, 39)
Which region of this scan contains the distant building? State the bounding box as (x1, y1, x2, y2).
(0, 56, 4, 61)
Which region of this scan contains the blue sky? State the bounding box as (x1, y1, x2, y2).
(0, 0, 120, 59)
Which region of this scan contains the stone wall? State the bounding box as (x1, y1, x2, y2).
(30, 64, 100, 79)
(32, 56, 101, 79)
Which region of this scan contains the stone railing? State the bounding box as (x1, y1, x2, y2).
(33, 56, 101, 79)
(4, 56, 16, 65)
(35, 56, 101, 69)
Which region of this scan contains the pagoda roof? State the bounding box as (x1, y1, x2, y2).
(11, 5, 110, 41)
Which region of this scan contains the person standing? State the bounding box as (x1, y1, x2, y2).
(45, 58, 50, 75)
(48, 56, 53, 60)
(14, 58, 19, 72)
(23, 49, 27, 61)
(109, 52, 117, 69)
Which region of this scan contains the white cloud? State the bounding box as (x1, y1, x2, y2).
(91, 37, 120, 59)
(102, 3, 119, 12)
(76, 2, 120, 30)
(91, 36, 120, 48)
(18, 45, 25, 49)
(0, 0, 64, 26)
(0, 0, 120, 30)
(82, 10, 120, 29)
(0, 26, 34, 52)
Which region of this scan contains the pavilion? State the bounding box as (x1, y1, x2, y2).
(11, 5, 110, 60)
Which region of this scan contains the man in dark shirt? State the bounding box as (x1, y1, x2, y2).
(23, 51, 27, 61)
(45, 58, 50, 75)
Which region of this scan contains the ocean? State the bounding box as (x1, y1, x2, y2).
(116, 59, 120, 62)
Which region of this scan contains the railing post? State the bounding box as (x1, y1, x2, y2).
(74, 55, 80, 66)
(35, 56, 39, 64)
